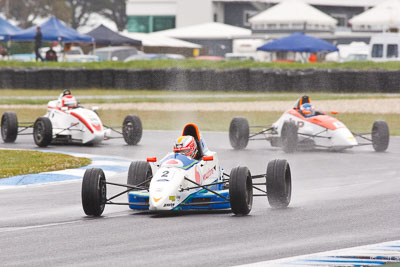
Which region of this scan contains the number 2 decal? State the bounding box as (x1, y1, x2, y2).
(161, 170, 169, 177)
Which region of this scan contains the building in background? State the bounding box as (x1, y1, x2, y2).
(126, 0, 382, 33)
(126, 0, 220, 33)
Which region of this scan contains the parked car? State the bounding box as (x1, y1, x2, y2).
(93, 46, 138, 61)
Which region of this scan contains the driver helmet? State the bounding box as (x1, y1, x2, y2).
(61, 94, 78, 108)
(300, 103, 315, 117)
(173, 135, 198, 158)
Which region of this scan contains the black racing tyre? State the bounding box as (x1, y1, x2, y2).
(127, 161, 152, 197)
(281, 121, 298, 153)
(123, 115, 142, 145)
(229, 117, 249, 150)
(266, 159, 292, 208)
(81, 168, 107, 216)
(371, 120, 389, 152)
(229, 166, 253, 215)
(1, 111, 18, 143)
(33, 117, 52, 147)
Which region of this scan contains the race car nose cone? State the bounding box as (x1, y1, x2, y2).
(331, 128, 358, 148)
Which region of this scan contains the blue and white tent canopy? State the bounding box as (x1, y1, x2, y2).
(257, 32, 338, 53)
(11, 16, 93, 43)
(0, 17, 21, 41)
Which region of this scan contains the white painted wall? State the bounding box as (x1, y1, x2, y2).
(127, 0, 177, 16)
(176, 0, 214, 27)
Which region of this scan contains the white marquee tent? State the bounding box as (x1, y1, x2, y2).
(249, 0, 337, 30)
(349, 0, 400, 31)
(152, 22, 251, 40)
(121, 32, 202, 48)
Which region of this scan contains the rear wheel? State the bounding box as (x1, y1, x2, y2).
(229, 117, 249, 150)
(266, 159, 291, 208)
(1, 112, 18, 143)
(281, 121, 298, 153)
(123, 115, 142, 145)
(33, 117, 52, 147)
(229, 166, 253, 215)
(371, 120, 389, 152)
(127, 161, 152, 197)
(81, 168, 107, 216)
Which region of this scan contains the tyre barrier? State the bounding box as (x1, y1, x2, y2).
(0, 67, 399, 92)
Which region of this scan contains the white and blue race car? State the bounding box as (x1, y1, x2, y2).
(81, 123, 292, 216)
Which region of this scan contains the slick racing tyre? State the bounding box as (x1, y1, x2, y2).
(82, 168, 107, 216)
(1, 111, 18, 143)
(229, 166, 253, 215)
(371, 120, 389, 152)
(281, 121, 298, 153)
(229, 117, 249, 150)
(33, 117, 52, 147)
(127, 161, 152, 197)
(123, 115, 142, 145)
(266, 159, 291, 208)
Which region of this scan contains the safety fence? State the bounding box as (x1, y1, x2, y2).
(0, 68, 399, 92)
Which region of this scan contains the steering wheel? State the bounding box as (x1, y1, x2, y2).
(62, 89, 71, 96)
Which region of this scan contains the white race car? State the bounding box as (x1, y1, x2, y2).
(81, 123, 292, 216)
(229, 96, 389, 153)
(1, 89, 142, 147)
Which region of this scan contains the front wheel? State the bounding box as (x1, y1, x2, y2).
(266, 159, 291, 208)
(1, 111, 18, 143)
(229, 117, 249, 150)
(82, 168, 107, 216)
(33, 117, 52, 147)
(229, 166, 253, 215)
(123, 115, 142, 145)
(127, 161, 152, 198)
(371, 120, 389, 152)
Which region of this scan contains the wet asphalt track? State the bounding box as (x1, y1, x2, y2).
(1, 131, 400, 266)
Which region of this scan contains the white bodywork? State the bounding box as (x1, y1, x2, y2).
(45, 99, 106, 144)
(147, 141, 223, 211)
(271, 110, 357, 150)
(368, 33, 400, 62)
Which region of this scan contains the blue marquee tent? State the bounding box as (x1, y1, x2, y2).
(0, 17, 21, 41)
(11, 16, 93, 43)
(257, 32, 338, 52)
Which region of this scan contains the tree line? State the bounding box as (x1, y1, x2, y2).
(0, 0, 128, 31)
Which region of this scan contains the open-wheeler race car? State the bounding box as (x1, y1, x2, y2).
(229, 95, 390, 153)
(1, 89, 142, 147)
(81, 123, 292, 216)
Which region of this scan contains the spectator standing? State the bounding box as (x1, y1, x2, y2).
(34, 27, 44, 61)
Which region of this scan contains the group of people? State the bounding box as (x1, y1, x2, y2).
(34, 26, 57, 62)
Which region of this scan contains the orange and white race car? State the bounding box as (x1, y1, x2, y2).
(229, 96, 389, 153)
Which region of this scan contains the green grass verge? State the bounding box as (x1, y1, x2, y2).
(2, 108, 399, 135)
(0, 150, 91, 178)
(1, 59, 400, 70)
(0, 90, 398, 105)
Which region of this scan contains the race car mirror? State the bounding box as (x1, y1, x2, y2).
(92, 106, 99, 112)
(147, 157, 157, 162)
(203, 156, 214, 161)
(330, 111, 339, 115)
